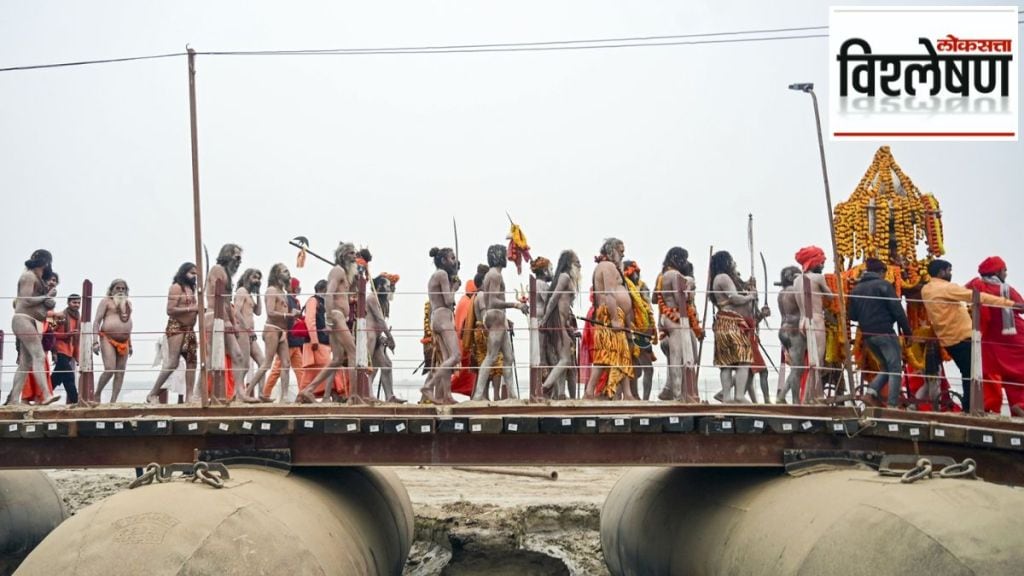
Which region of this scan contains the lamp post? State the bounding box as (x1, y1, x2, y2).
(789, 82, 856, 401)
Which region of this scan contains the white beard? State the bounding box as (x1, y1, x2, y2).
(569, 265, 582, 291)
(345, 261, 358, 284)
(113, 294, 129, 312)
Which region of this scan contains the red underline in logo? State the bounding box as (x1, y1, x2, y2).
(834, 132, 1016, 137)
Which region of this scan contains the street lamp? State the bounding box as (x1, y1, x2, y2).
(789, 82, 856, 401)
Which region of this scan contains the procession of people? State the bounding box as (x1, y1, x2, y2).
(5, 238, 1023, 412)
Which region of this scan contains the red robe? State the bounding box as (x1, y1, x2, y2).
(965, 277, 1024, 411)
(23, 321, 54, 402)
(450, 282, 477, 396)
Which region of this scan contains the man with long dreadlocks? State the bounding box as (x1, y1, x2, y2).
(584, 238, 638, 400)
(541, 250, 581, 399)
(371, 273, 403, 402)
(474, 244, 528, 400)
(302, 242, 363, 403)
(246, 263, 300, 403)
(530, 257, 554, 388)
(654, 247, 699, 402)
(204, 243, 248, 404)
(146, 263, 199, 403)
(233, 268, 265, 396)
(624, 260, 657, 400)
(423, 247, 462, 404)
(710, 250, 757, 403)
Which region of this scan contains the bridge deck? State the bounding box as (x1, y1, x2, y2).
(3, 403, 1024, 484)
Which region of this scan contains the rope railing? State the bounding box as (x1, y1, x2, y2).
(2, 274, 1021, 410)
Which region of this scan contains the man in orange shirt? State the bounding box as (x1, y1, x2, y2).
(922, 259, 1023, 410)
(51, 293, 81, 404)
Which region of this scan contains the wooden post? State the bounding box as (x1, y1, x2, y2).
(186, 47, 209, 407)
(355, 275, 370, 400)
(695, 245, 714, 387)
(801, 274, 822, 403)
(77, 280, 95, 404)
(529, 275, 542, 402)
(970, 288, 983, 416)
(208, 279, 224, 406)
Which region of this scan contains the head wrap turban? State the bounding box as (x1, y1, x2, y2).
(531, 257, 551, 274)
(795, 246, 826, 272)
(978, 256, 1006, 276)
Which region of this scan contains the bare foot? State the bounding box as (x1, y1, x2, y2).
(657, 388, 675, 401)
(258, 395, 274, 403)
(386, 396, 408, 404)
(146, 393, 160, 404)
(1012, 405, 1024, 418)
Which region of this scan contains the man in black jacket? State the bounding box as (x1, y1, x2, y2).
(849, 258, 911, 407)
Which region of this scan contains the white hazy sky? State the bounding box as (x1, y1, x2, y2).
(1, 0, 1021, 389)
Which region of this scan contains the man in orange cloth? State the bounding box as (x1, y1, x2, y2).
(965, 257, 1024, 416)
(451, 266, 486, 396)
(299, 279, 348, 399)
(93, 279, 133, 403)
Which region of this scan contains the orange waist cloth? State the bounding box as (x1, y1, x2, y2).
(100, 332, 130, 357)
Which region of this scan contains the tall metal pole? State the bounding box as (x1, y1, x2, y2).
(187, 47, 209, 407)
(806, 88, 855, 398)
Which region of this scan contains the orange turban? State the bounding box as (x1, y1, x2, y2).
(531, 257, 551, 274)
(795, 246, 826, 272)
(978, 256, 1006, 276)
(465, 279, 478, 294)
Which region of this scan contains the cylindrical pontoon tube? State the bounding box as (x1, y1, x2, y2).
(0, 471, 68, 575)
(15, 466, 413, 576)
(602, 467, 1024, 576)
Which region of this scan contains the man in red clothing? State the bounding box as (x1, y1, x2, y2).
(965, 256, 1024, 416)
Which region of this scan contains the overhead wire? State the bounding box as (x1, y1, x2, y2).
(2, 24, 833, 72)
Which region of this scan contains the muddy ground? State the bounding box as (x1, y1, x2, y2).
(45, 466, 625, 575)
